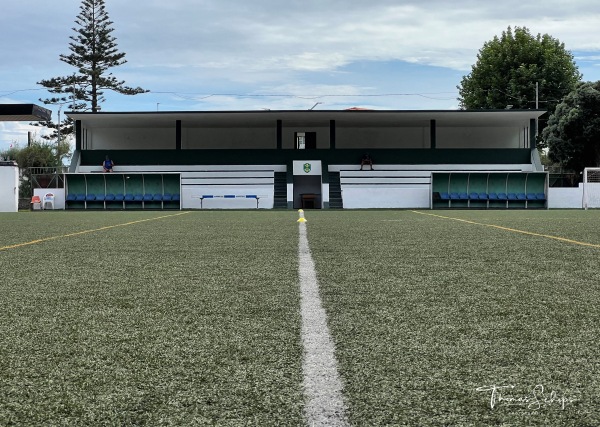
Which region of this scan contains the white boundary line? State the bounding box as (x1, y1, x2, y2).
(298, 211, 350, 427)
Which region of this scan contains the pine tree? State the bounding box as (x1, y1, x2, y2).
(36, 0, 148, 138)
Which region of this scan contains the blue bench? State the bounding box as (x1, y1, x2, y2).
(435, 191, 547, 209)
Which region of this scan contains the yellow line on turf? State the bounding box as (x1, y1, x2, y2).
(411, 210, 600, 249)
(0, 211, 191, 252)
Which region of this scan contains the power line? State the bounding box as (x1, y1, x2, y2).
(149, 91, 458, 101)
(0, 88, 46, 99)
(1, 87, 459, 102)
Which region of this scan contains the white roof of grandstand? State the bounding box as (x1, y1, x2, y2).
(67, 109, 546, 128)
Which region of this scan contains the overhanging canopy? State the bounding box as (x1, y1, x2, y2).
(67, 109, 546, 129)
(0, 104, 52, 122)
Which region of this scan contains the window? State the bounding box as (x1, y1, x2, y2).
(295, 132, 316, 149)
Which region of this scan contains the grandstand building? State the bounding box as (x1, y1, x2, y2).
(63, 109, 548, 210)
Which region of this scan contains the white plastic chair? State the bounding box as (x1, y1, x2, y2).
(43, 193, 55, 210)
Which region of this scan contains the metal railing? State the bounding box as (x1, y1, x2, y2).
(26, 167, 67, 190)
(28, 166, 69, 175)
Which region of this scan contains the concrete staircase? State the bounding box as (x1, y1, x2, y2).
(273, 172, 288, 208)
(328, 172, 343, 209)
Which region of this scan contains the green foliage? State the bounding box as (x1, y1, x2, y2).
(458, 26, 581, 115)
(542, 81, 600, 172)
(0, 137, 72, 198)
(35, 0, 148, 139)
(0, 144, 21, 163)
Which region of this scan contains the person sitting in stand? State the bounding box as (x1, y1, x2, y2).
(360, 153, 374, 170)
(103, 155, 114, 173)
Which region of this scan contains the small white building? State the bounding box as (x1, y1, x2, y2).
(0, 104, 52, 212)
(0, 160, 19, 212)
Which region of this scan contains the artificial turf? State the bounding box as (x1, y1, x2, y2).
(0, 211, 304, 426)
(307, 209, 600, 426)
(1, 209, 599, 426)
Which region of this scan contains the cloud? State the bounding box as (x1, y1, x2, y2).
(5, 1, 600, 77)
(1, 0, 599, 116)
(0, 122, 49, 152)
(109, 0, 600, 76)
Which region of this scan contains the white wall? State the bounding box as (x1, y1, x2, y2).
(329, 164, 534, 172)
(343, 187, 430, 209)
(87, 127, 175, 149)
(336, 127, 429, 148)
(183, 127, 275, 149)
(34, 188, 66, 210)
(182, 186, 272, 209)
(0, 165, 18, 212)
(436, 127, 525, 148)
(548, 186, 583, 209)
(82, 122, 530, 151)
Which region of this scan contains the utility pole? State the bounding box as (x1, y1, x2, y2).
(57, 105, 62, 169)
(72, 73, 76, 110)
(535, 82, 539, 136)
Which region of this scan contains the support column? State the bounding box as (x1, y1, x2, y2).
(75, 120, 82, 150)
(277, 120, 283, 149)
(322, 160, 330, 209)
(287, 161, 294, 209)
(176, 120, 182, 150)
(430, 119, 436, 149)
(329, 120, 336, 149)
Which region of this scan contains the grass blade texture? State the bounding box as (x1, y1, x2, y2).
(0, 211, 304, 426)
(307, 210, 600, 426)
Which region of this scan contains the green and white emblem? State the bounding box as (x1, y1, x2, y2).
(303, 163, 311, 173)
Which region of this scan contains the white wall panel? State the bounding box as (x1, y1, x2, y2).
(183, 127, 275, 149)
(336, 127, 429, 148)
(0, 165, 18, 212)
(342, 187, 430, 209)
(90, 128, 175, 149)
(436, 127, 523, 148)
(548, 187, 583, 209)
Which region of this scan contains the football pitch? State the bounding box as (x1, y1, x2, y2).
(1, 209, 599, 426)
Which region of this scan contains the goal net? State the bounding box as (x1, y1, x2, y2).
(583, 168, 600, 209)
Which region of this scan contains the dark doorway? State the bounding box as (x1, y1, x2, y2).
(295, 132, 317, 149)
(293, 175, 321, 209)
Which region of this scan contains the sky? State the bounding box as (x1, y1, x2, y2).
(1, 0, 599, 151)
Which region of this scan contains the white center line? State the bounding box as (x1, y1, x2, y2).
(298, 210, 350, 427)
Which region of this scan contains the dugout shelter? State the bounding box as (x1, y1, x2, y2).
(64, 109, 548, 210)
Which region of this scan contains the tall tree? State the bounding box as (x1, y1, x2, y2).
(458, 26, 581, 118)
(542, 81, 600, 173)
(36, 0, 148, 138)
